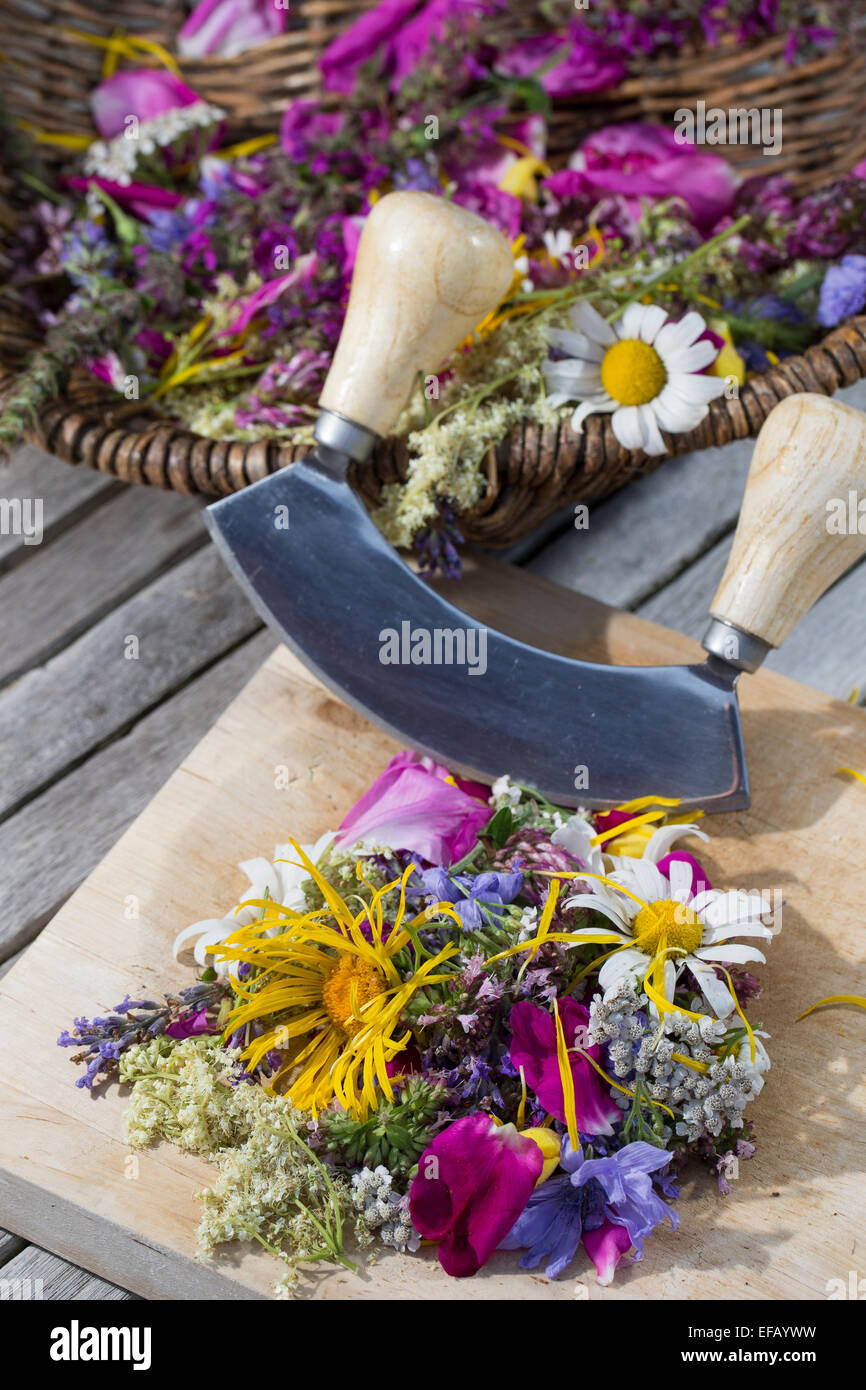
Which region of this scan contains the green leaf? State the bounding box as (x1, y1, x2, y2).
(485, 805, 514, 848)
(90, 185, 142, 248)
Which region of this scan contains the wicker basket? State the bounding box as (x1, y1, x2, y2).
(3, 2, 866, 544)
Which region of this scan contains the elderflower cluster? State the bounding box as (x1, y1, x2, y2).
(121, 1037, 354, 1292)
(351, 1166, 420, 1255)
(374, 314, 560, 550)
(83, 101, 226, 188)
(588, 981, 771, 1143)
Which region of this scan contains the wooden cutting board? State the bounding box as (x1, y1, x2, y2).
(2, 556, 865, 1301)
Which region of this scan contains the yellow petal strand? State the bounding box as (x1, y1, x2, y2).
(517, 1064, 527, 1130)
(671, 1051, 709, 1073)
(17, 124, 93, 150)
(553, 999, 580, 1151)
(567, 944, 628, 988)
(540, 869, 651, 913)
(394, 861, 415, 935)
(287, 838, 355, 928)
(590, 810, 666, 846)
(839, 767, 866, 786)
(642, 966, 705, 1024)
(212, 134, 277, 161)
(60, 27, 182, 78)
(412, 900, 464, 929)
(485, 928, 623, 967)
(797, 994, 866, 1021)
(516, 878, 560, 981)
(612, 795, 682, 813)
(713, 965, 756, 1063)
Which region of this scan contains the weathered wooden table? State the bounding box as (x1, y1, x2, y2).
(3, 379, 865, 1299)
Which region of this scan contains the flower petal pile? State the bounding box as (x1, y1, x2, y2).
(61, 759, 776, 1292)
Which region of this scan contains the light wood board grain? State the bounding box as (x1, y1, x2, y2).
(1, 558, 864, 1300)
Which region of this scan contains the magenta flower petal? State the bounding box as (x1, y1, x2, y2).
(279, 101, 345, 160)
(91, 69, 201, 139)
(335, 752, 490, 865)
(592, 807, 637, 836)
(582, 1218, 632, 1285)
(656, 850, 712, 899)
(221, 252, 319, 338)
(410, 1113, 542, 1276)
(572, 122, 737, 232)
(178, 0, 286, 60)
(498, 24, 626, 97)
(165, 1007, 214, 1040)
(319, 0, 420, 94)
(390, 0, 496, 90)
(509, 998, 620, 1137)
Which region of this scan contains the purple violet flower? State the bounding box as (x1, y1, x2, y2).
(817, 255, 866, 328)
(412, 865, 523, 930)
(500, 1137, 678, 1282)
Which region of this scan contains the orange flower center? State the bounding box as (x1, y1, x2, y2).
(322, 955, 384, 1035)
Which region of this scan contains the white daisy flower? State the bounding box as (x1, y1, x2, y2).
(544, 300, 727, 456)
(563, 824, 773, 1020)
(173, 830, 335, 977)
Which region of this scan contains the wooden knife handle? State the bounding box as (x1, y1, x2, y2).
(710, 392, 866, 649)
(318, 191, 514, 437)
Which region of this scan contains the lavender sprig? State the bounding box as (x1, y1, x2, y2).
(58, 981, 229, 1090)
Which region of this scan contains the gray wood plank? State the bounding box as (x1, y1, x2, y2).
(527, 438, 753, 608)
(0, 546, 263, 821)
(0, 628, 277, 960)
(0, 1231, 26, 1265)
(0, 446, 119, 573)
(0, 1244, 133, 1300)
(526, 378, 866, 610)
(636, 534, 866, 701)
(0, 484, 206, 688)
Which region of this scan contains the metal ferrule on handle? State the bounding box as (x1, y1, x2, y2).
(314, 409, 378, 464)
(702, 619, 772, 674)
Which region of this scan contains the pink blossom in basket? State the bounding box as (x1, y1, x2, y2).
(178, 0, 287, 61)
(497, 23, 626, 98)
(91, 69, 202, 139)
(569, 122, 738, 232)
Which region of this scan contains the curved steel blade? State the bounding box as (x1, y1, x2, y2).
(206, 453, 748, 812)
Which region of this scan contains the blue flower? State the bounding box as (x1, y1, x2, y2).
(817, 255, 866, 328)
(412, 866, 523, 930)
(500, 1138, 678, 1282)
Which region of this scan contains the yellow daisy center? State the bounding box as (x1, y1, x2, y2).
(322, 954, 384, 1035)
(633, 899, 703, 956)
(600, 339, 667, 406)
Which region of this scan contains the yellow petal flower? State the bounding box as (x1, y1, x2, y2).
(702, 319, 746, 386)
(521, 1126, 561, 1185)
(498, 156, 548, 202)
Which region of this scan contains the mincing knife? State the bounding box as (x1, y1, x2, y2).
(206, 191, 866, 811)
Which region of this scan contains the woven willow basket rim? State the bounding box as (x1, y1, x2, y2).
(3, 2, 866, 543)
